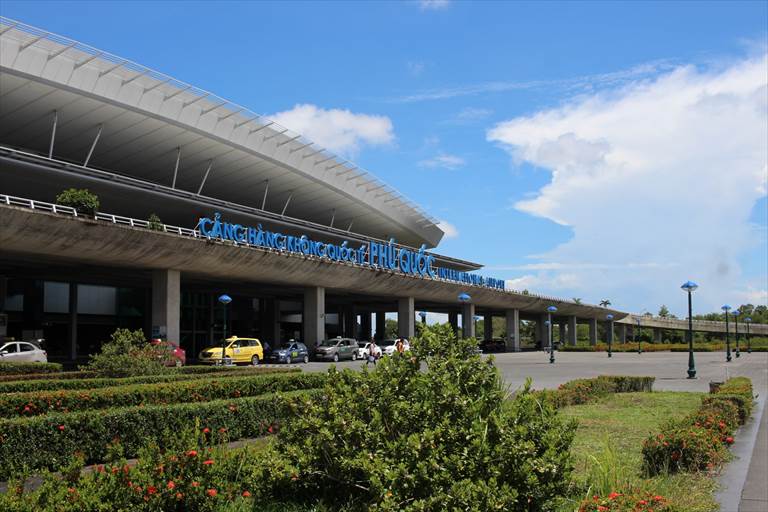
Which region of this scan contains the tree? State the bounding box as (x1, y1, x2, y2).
(658, 305, 670, 318)
(599, 299, 611, 307)
(384, 318, 398, 339)
(572, 298, 583, 305)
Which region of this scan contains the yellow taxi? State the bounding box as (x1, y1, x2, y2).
(198, 336, 264, 365)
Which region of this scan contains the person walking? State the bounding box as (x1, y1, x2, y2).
(395, 337, 405, 354)
(367, 339, 378, 366)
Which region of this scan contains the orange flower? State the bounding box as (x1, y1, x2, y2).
(186, 450, 198, 457)
(206, 489, 217, 497)
(608, 492, 621, 499)
(58, 425, 65, 431)
(147, 485, 157, 495)
(175, 492, 183, 500)
(202, 427, 210, 434)
(219, 427, 227, 433)
(167, 481, 176, 490)
(725, 436, 734, 444)
(242, 490, 251, 497)
(191, 482, 199, 488)
(203, 459, 214, 466)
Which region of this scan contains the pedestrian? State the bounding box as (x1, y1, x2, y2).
(367, 339, 378, 366)
(395, 337, 405, 354)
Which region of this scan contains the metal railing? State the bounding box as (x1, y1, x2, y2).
(0, 16, 439, 228)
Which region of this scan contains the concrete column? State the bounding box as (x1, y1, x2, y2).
(151, 269, 180, 343)
(538, 314, 548, 349)
(343, 306, 356, 338)
(360, 312, 372, 341)
(484, 314, 493, 340)
(303, 287, 325, 348)
(588, 318, 598, 346)
(653, 328, 662, 343)
(375, 311, 385, 340)
(505, 309, 520, 351)
(568, 316, 578, 346)
(617, 324, 627, 344)
(68, 283, 77, 360)
(260, 299, 281, 347)
(462, 303, 476, 339)
(0, 276, 7, 312)
(448, 312, 459, 335)
(397, 297, 415, 339)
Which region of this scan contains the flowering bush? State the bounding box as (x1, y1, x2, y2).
(0, 389, 320, 479)
(579, 491, 674, 511)
(0, 372, 325, 418)
(641, 421, 728, 475)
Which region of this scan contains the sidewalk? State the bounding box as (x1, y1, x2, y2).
(739, 395, 768, 512)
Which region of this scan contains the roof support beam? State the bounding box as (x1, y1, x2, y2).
(171, 147, 181, 189)
(19, 35, 44, 51)
(261, 180, 269, 210)
(248, 122, 274, 135)
(281, 191, 294, 217)
(276, 134, 301, 147)
(0, 23, 19, 36)
(218, 108, 243, 122)
(73, 53, 103, 70)
(289, 142, 313, 154)
(121, 70, 150, 86)
(48, 110, 57, 159)
(263, 128, 287, 142)
(164, 85, 192, 101)
(197, 159, 214, 195)
(201, 101, 227, 116)
(142, 78, 171, 93)
(182, 93, 210, 109)
(314, 155, 334, 165)
(330, 209, 336, 228)
(46, 42, 77, 61)
(83, 124, 103, 167)
(98, 61, 126, 78)
(346, 220, 354, 232)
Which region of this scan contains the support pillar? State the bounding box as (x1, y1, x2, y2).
(448, 312, 459, 335)
(151, 269, 180, 343)
(558, 323, 566, 345)
(568, 316, 578, 346)
(588, 318, 598, 346)
(260, 299, 281, 347)
(617, 324, 627, 344)
(343, 306, 356, 338)
(462, 303, 476, 339)
(303, 287, 325, 348)
(398, 297, 415, 339)
(360, 312, 372, 341)
(375, 311, 385, 340)
(483, 314, 493, 340)
(505, 309, 520, 352)
(538, 314, 548, 349)
(653, 328, 662, 343)
(68, 283, 77, 361)
(0, 276, 7, 313)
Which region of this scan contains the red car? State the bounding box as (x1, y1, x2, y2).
(150, 339, 186, 367)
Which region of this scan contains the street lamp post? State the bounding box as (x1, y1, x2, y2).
(218, 294, 232, 365)
(547, 305, 557, 364)
(681, 281, 698, 379)
(635, 316, 642, 354)
(733, 310, 741, 358)
(722, 305, 732, 362)
(745, 317, 752, 354)
(606, 314, 614, 357)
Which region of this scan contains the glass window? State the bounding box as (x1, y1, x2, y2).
(77, 285, 116, 315)
(1, 343, 18, 353)
(19, 343, 35, 352)
(44, 282, 70, 314)
(5, 294, 23, 312)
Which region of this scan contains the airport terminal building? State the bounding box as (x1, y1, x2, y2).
(0, 18, 626, 362)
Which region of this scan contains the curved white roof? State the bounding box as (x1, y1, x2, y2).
(0, 17, 445, 248)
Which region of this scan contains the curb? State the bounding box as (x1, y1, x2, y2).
(715, 391, 765, 512)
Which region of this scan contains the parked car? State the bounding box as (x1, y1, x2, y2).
(198, 336, 263, 365)
(0, 340, 48, 363)
(268, 341, 309, 364)
(314, 337, 358, 362)
(357, 341, 382, 360)
(381, 338, 410, 356)
(150, 339, 186, 367)
(479, 338, 506, 353)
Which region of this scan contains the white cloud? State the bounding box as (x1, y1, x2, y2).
(407, 61, 425, 76)
(437, 219, 459, 238)
(419, 0, 450, 10)
(446, 107, 493, 124)
(419, 153, 466, 170)
(488, 54, 768, 314)
(269, 104, 394, 156)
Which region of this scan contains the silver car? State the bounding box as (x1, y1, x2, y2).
(0, 341, 48, 363)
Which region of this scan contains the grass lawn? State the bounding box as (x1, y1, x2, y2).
(556, 392, 720, 512)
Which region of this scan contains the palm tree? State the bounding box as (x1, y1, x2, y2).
(572, 298, 583, 304)
(599, 299, 612, 308)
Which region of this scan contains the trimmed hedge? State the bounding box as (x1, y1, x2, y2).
(0, 362, 63, 375)
(537, 375, 655, 408)
(0, 388, 322, 479)
(642, 376, 753, 475)
(0, 367, 298, 394)
(0, 372, 326, 418)
(0, 370, 96, 383)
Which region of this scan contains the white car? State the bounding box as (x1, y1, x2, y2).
(357, 342, 382, 360)
(381, 338, 410, 356)
(0, 341, 48, 363)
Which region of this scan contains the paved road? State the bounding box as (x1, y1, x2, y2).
(302, 351, 768, 393)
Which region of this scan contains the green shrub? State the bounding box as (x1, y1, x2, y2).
(81, 328, 168, 378)
(599, 375, 655, 393)
(690, 400, 739, 436)
(702, 394, 752, 425)
(0, 372, 325, 418)
(0, 370, 95, 383)
(0, 389, 320, 479)
(641, 420, 728, 475)
(0, 362, 63, 375)
(249, 324, 576, 511)
(717, 376, 753, 397)
(0, 367, 297, 394)
(147, 213, 163, 231)
(55, 188, 100, 215)
(535, 375, 654, 408)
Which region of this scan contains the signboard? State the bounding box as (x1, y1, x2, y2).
(198, 213, 505, 290)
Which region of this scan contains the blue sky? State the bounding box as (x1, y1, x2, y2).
(2, 0, 766, 316)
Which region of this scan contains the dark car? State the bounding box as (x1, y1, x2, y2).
(479, 338, 506, 353)
(268, 341, 309, 364)
(314, 337, 358, 362)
